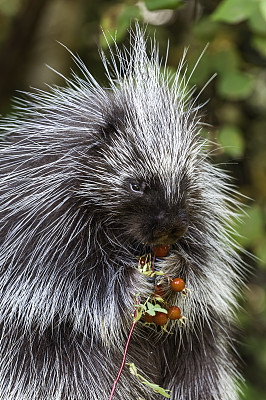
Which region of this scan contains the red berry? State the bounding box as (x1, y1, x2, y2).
(153, 245, 170, 258)
(139, 257, 146, 267)
(167, 306, 181, 320)
(171, 278, 185, 292)
(154, 284, 164, 297)
(143, 313, 154, 323)
(153, 311, 168, 326)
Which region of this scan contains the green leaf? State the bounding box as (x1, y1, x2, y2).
(128, 362, 138, 376)
(248, 3, 266, 34)
(146, 302, 156, 316)
(128, 363, 171, 398)
(134, 303, 147, 322)
(212, 0, 255, 24)
(218, 71, 254, 99)
(259, 0, 266, 21)
(145, 0, 183, 11)
(152, 304, 168, 313)
(145, 302, 167, 316)
(139, 378, 171, 398)
(218, 125, 245, 158)
(134, 309, 144, 323)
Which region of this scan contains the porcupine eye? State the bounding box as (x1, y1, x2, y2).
(130, 183, 141, 192)
(129, 181, 146, 194)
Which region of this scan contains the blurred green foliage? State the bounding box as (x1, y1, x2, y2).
(0, 0, 266, 398)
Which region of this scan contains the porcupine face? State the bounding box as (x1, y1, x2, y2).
(116, 174, 189, 246)
(86, 97, 192, 248)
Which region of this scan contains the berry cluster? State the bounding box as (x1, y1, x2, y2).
(139, 245, 187, 327)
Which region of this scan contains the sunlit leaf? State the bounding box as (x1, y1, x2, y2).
(128, 362, 138, 376)
(259, 0, 266, 22)
(248, 3, 266, 34)
(146, 302, 167, 315)
(128, 363, 171, 398)
(218, 71, 254, 99)
(145, 0, 184, 11)
(212, 0, 255, 23)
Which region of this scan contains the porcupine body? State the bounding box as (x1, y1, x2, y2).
(0, 27, 244, 400)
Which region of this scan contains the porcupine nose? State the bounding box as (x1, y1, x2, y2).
(152, 210, 188, 244)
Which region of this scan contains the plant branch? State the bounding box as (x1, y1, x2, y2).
(108, 298, 140, 400)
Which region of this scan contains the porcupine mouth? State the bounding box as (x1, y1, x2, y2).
(150, 226, 188, 247)
(126, 220, 188, 257)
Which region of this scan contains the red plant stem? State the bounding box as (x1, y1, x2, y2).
(152, 255, 155, 272)
(108, 299, 139, 400)
(164, 273, 173, 282)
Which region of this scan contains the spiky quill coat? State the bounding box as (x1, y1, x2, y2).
(0, 28, 243, 399)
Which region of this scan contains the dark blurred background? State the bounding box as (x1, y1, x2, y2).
(0, 0, 265, 398)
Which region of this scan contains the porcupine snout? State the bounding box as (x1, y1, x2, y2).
(150, 208, 189, 245)
(122, 179, 189, 246)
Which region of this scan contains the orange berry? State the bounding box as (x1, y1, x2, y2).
(171, 278, 185, 292)
(167, 306, 181, 320)
(143, 313, 154, 323)
(153, 245, 170, 258)
(153, 311, 168, 326)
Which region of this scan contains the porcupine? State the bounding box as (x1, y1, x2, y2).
(0, 26, 245, 400)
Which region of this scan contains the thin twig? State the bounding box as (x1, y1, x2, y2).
(108, 298, 140, 400)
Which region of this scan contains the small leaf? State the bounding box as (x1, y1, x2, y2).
(212, 0, 255, 23)
(146, 302, 167, 315)
(134, 304, 146, 322)
(146, 310, 156, 317)
(259, 0, 266, 21)
(218, 71, 254, 99)
(153, 304, 168, 313)
(248, 3, 266, 34)
(146, 302, 156, 316)
(145, 0, 184, 11)
(128, 363, 171, 398)
(140, 379, 171, 398)
(128, 362, 138, 376)
(134, 310, 143, 323)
